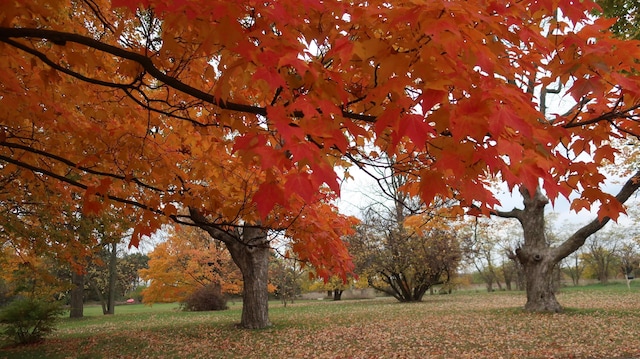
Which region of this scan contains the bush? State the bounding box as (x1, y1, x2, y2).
(0, 280, 13, 307)
(181, 284, 228, 312)
(0, 298, 64, 345)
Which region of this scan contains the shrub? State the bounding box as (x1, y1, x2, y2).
(0, 280, 13, 307)
(181, 284, 228, 312)
(0, 298, 64, 345)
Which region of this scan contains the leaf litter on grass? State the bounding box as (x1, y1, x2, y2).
(2, 291, 640, 358)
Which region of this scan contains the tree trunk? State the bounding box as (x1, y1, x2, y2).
(106, 242, 117, 315)
(333, 289, 343, 301)
(189, 209, 274, 329)
(505, 278, 512, 291)
(90, 280, 108, 315)
(498, 187, 565, 312)
(486, 278, 494, 292)
(520, 251, 562, 312)
(69, 270, 84, 318)
(226, 227, 271, 329)
(496, 178, 640, 312)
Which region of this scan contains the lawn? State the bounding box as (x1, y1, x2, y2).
(2, 283, 640, 358)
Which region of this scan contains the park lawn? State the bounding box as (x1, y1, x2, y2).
(2, 284, 640, 358)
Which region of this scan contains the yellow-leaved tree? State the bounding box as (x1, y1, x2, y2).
(140, 226, 242, 304)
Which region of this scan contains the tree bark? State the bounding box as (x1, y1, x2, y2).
(519, 250, 562, 312)
(90, 280, 108, 315)
(515, 187, 563, 312)
(226, 227, 271, 329)
(495, 171, 640, 312)
(190, 208, 272, 329)
(333, 289, 343, 301)
(69, 270, 84, 318)
(106, 242, 117, 315)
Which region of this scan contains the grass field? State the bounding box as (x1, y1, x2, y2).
(2, 282, 640, 358)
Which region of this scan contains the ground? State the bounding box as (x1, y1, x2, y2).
(1, 283, 640, 358)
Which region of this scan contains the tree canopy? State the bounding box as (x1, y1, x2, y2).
(3, 0, 640, 224)
(3, 0, 640, 327)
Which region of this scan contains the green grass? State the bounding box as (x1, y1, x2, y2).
(78, 302, 182, 316)
(2, 288, 640, 358)
(559, 279, 640, 293)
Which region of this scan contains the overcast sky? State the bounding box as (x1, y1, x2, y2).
(337, 166, 640, 232)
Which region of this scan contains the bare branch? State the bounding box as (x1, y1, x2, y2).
(552, 169, 640, 262)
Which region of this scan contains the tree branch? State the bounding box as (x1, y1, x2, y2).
(0, 27, 377, 123)
(0, 141, 164, 193)
(187, 207, 238, 245)
(552, 169, 640, 262)
(492, 208, 523, 220)
(0, 154, 182, 221)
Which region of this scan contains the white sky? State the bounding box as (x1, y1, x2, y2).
(337, 165, 640, 232)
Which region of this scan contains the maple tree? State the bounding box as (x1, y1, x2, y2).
(3, 0, 640, 326)
(140, 225, 242, 304)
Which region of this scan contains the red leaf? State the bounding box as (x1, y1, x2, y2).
(399, 114, 434, 149)
(419, 89, 446, 112)
(570, 77, 598, 101)
(312, 161, 340, 194)
(252, 181, 286, 219)
(253, 68, 287, 89)
(418, 170, 449, 204)
(232, 134, 265, 153)
(95, 177, 112, 194)
(285, 173, 315, 203)
(130, 215, 160, 249)
(82, 198, 103, 215)
(269, 105, 304, 141)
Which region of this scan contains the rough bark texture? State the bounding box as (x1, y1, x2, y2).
(69, 271, 84, 318)
(226, 227, 271, 329)
(520, 253, 562, 312)
(495, 171, 640, 312)
(190, 208, 272, 329)
(106, 242, 117, 315)
(516, 187, 563, 312)
(90, 280, 108, 315)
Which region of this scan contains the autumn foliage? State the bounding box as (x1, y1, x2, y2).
(3, 0, 640, 327)
(3, 0, 640, 242)
(140, 226, 242, 304)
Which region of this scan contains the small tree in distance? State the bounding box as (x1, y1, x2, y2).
(269, 255, 303, 306)
(582, 233, 620, 284)
(350, 218, 461, 302)
(140, 225, 242, 305)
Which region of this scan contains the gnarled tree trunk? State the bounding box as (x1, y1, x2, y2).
(515, 188, 562, 312)
(496, 171, 640, 312)
(517, 248, 562, 312)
